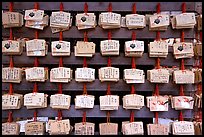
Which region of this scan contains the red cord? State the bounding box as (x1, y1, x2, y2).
(179, 85, 184, 96)
(130, 110, 134, 122)
(132, 3, 136, 14)
(107, 57, 111, 67)
(155, 112, 159, 124)
(83, 83, 87, 95)
(156, 58, 160, 69)
(9, 28, 13, 40)
(58, 83, 62, 94)
(33, 82, 38, 93)
(9, 83, 13, 95)
(60, 2, 64, 11)
(154, 84, 159, 96)
(131, 85, 135, 94)
(84, 31, 88, 42)
(106, 111, 110, 123)
(181, 3, 186, 13)
(34, 57, 39, 67)
(108, 31, 112, 40)
(131, 57, 136, 68)
(34, 110, 37, 122)
(58, 110, 62, 121)
(157, 3, 161, 14)
(82, 111, 86, 124)
(108, 3, 112, 12)
(132, 31, 136, 40)
(156, 31, 160, 41)
(84, 2, 88, 14)
(179, 111, 184, 121)
(8, 111, 13, 123)
(107, 83, 111, 95)
(59, 57, 63, 67)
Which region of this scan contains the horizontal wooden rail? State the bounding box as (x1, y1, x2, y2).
(2, 79, 195, 93)
(2, 105, 193, 118)
(2, 2, 196, 12)
(2, 26, 195, 39)
(2, 53, 194, 66)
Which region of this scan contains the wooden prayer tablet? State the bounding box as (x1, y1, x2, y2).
(125, 14, 146, 29)
(122, 121, 144, 135)
(99, 123, 118, 135)
(75, 41, 96, 57)
(50, 11, 72, 33)
(26, 39, 48, 56)
(51, 41, 71, 56)
(99, 12, 121, 29)
(124, 40, 144, 57)
(146, 95, 169, 111)
(147, 68, 170, 83)
(2, 11, 23, 28)
(25, 15, 49, 30)
(25, 121, 46, 135)
(149, 14, 169, 28)
(24, 93, 48, 109)
(75, 95, 95, 109)
(25, 67, 48, 82)
(99, 67, 120, 82)
(173, 70, 195, 84)
(172, 121, 195, 135)
(2, 93, 23, 110)
(147, 123, 169, 135)
(148, 40, 169, 58)
(173, 42, 194, 59)
(123, 69, 145, 83)
(100, 40, 120, 56)
(47, 119, 71, 135)
(75, 67, 95, 82)
(2, 122, 20, 135)
(123, 94, 144, 110)
(24, 9, 48, 30)
(2, 67, 22, 83)
(99, 95, 119, 110)
(76, 13, 96, 30)
(171, 13, 196, 29)
(50, 94, 71, 109)
(2, 40, 24, 55)
(50, 67, 72, 83)
(74, 122, 95, 135)
(171, 96, 194, 110)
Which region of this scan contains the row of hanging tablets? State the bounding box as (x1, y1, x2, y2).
(2, 9, 202, 31)
(2, 118, 202, 135)
(2, 66, 202, 84)
(2, 38, 202, 58)
(2, 92, 202, 110)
